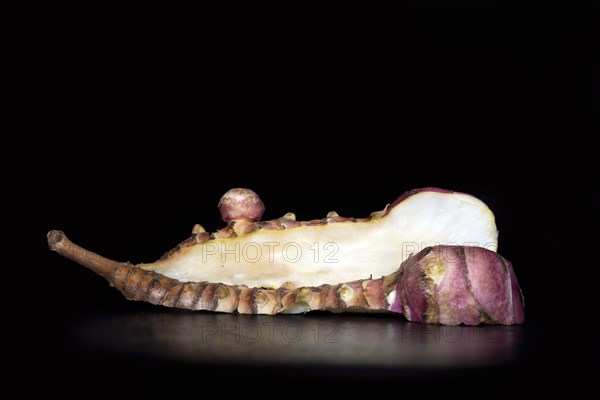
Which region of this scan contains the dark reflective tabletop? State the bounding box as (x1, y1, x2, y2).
(69, 308, 525, 373)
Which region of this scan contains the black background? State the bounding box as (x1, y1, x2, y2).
(20, 3, 597, 395)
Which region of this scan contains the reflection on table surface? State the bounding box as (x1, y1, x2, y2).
(72, 309, 524, 369)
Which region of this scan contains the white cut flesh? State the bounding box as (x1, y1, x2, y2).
(140, 191, 497, 288)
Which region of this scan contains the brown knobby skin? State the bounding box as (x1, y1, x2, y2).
(47, 187, 524, 325)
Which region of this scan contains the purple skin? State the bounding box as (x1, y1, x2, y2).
(392, 246, 525, 325)
(218, 188, 265, 223)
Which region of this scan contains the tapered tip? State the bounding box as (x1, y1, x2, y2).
(48, 230, 65, 251)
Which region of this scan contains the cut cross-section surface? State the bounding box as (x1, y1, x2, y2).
(140, 188, 497, 288)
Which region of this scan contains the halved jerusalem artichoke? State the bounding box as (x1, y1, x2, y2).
(48, 188, 524, 325)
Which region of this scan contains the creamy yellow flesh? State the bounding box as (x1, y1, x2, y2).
(140, 191, 497, 288)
